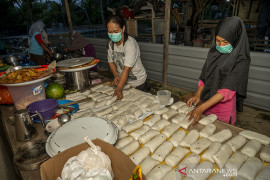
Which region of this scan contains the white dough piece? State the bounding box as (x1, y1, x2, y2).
(94, 98, 108, 109)
(162, 109, 178, 120)
(144, 133, 167, 153)
(117, 114, 134, 127)
(141, 98, 154, 108)
(139, 129, 160, 144)
(127, 104, 140, 114)
(226, 135, 247, 152)
(94, 107, 113, 117)
(122, 120, 143, 133)
(180, 130, 199, 148)
(71, 109, 92, 119)
(208, 129, 232, 143)
(105, 96, 117, 106)
(145, 94, 157, 101)
(118, 130, 128, 139)
(91, 93, 107, 101)
(199, 114, 217, 125)
(67, 95, 86, 101)
(140, 157, 160, 175)
(154, 107, 169, 115)
(130, 125, 150, 140)
(135, 96, 148, 105)
(162, 123, 181, 138)
(88, 92, 101, 98)
(171, 113, 186, 124)
(79, 100, 95, 110)
(212, 144, 233, 169)
(202, 142, 222, 163)
(146, 164, 172, 180)
(151, 119, 171, 131)
(96, 96, 110, 103)
(255, 165, 270, 180)
(120, 140, 140, 156)
(162, 169, 180, 180)
(169, 130, 186, 147)
(188, 161, 213, 180)
(171, 101, 186, 110)
(178, 116, 194, 129)
(99, 86, 113, 93)
(199, 124, 216, 138)
(239, 130, 270, 145)
(81, 89, 90, 96)
(122, 92, 135, 101)
(190, 137, 212, 154)
(91, 84, 103, 91)
(178, 153, 201, 172)
(165, 145, 190, 167)
(151, 141, 174, 162)
(134, 108, 143, 119)
(184, 106, 195, 115)
(129, 146, 150, 165)
(177, 105, 189, 114)
(144, 115, 161, 127)
(65, 92, 82, 99)
(112, 101, 128, 110)
(146, 102, 161, 112)
(241, 139, 262, 157)
(105, 89, 115, 95)
(115, 136, 134, 149)
(130, 93, 143, 101)
(123, 84, 131, 89)
(260, 144, 270, 162)
(225, 151, 248, 171)
(237, 157, 263, 180)
(210, 172, 232, 180)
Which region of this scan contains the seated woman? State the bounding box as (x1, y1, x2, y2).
(107, 15, 147, 100)
(187, 16, 251, 125)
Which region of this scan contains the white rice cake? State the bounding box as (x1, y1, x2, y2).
(210, 172, 232, 180)
(127, 104, 140, 114)
(145, 94, 157, 101)
(118, 130, 128, 139)
(140, 156, 160, 175)
(129, 146, 150, 165)
(177, 105, 189, 114)
(122, 92, 135, 101)
(130, 93, 143, 102)
(202, 142, 222, 163)
(208, 129, 232, 143)
(155, 107, 169, 115)
(105, 89, 115, 96)
(241, 139, 262, 157)
(145, 102, 161, 112)
(91, 93, 107, 101)
(144, 133, 167, 153)
(151, 119, 171, 131)
(135, 96, 148, 105)
(90, 84, 103, 91)
(180, 130, 199, 148)
(178, 116, 194, 129)
(117, 114, 135, 127)
(237, 157, 263, 180)
(68, 95, 86, 101)
(255, 165, 270, 180)
(226, 135, 247, 152)
(96, 95, 111, 103)
(239, 130, 270, 145)
(162, 169, 181, 180)
(184, 106, 195, 115)
(94, 107, 113, 117)
(141, 98, 154, 108)
(165, 145, 190, 167)
(144, 115, 161, 127)
(171, 101, 186, 110)
(134, 108, 143, 119)
(120, 140, 140, 156)
(190, 137, 212, 154)
(130, 125, 150, 140)
(225, 151, 248, 171)
(162, 123, 181, 138)
(212, 144, 233, 169)
(199, 124, 216, 138)
(139, 129, 160, 144)
(188, 161, 213, 180)
(171, 113, 186, 124)
(122, 120, 143, 133)
(260, 144, 270, 162)
(115, 136, 134, 149)
(79, 100, 95, 110)
(94, 98, 108, 109)
(88, 92, 101, 98)
(178, 153, 201, 172)
(152, 141, 174, 162)
(146, 164, 172, 180)
(169, 130, 186, 147)
(162, 109, 178, 120)
(199, 114, 217, 125)
(112, 101, 128, 110)
(105, 96, 117, 106)
(65, 92, 82, 99)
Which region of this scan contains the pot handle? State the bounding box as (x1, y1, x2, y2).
(35, 110, 46, 128)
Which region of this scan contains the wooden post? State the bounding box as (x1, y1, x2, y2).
(162, 0, 171, 85)
(151, 8, 156, 43)
(64, 0, 73, 33)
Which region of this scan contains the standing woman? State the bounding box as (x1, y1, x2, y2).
(107, 15, 147, 100)
(29, 20, 53, 65)
(187, 16, 251, 125)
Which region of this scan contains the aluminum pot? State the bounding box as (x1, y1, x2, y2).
(3, 55, 21, 66)
(64, 70, 91, 91)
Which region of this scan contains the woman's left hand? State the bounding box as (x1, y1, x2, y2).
(113, 88, 123, 100)
(187, 106, 204, 125)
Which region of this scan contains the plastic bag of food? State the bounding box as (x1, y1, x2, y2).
(0, 85, 13, 104)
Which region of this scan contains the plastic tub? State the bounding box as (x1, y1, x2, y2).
(57, 100, 79, 115)
(157, 90, 171, 105)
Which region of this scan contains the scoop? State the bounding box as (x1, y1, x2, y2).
(58, 113, 71, 125)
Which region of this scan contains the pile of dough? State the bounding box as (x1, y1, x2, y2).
(199, 124, 216, 138)
(145, 102, 161, 112)
(239, 130, 270, 145)
(190, 137, 212, 154)
(237, 157, 263, 180)
(118, 130, 128, 139)
(122, 120, 143, 133)
(161, 169, 180, 180)
(140, 157, 160, 175)
(162, 123, 181, 138)
(120, 140, 140, 156)
(224, 151, 248, 171)
(144, 134, 167, 153)
(260, 144, 270, 162)
(198, 114, 217, 125)
(151, 141, 174, 162)
(94, 107, 113, 117)
(201, 142, 222, 163)
(169, 130, 186, 147)
(180, 130, 199, 148)
(146, 164, 172, 180)
(115, 136, 134, 149)
(255, 165, 270, 180)
(188, 161, 213, 180)
(241, 139, 262, 157)
(151, 119, 171, 131)
(139, 129, 160, 144)
(154, 107, 169, 115)
(178, 153, 201, 173)
(177, 105, 190, 114)
(226, 135, 247, 152)
(144, 115, 161, 127)
(130, 125, 150, 140)
(208, 129, 232, 143)
(170, 101, 186, 110)
(177, 116, 194, 129)
(212, 144, 233, 169)
(171, 113, 186, 124)
(165, 145, 190, 167)
(162, 109, 178, 120)
(129, 146, 150, 165)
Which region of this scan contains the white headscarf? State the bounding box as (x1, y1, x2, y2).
(29, 20, 45, 38)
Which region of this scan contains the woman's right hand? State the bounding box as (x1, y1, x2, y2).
(187, 95, 200, 107)
(113, 76, 120, 86)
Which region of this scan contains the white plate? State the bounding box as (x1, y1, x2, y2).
(0, 74, 53, 87)
(58, 64, 97, 72)
(56, 57, 94, 68)
(45, 116, 118, 157)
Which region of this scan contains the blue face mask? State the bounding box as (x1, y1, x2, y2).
(108, 32, 122, 42)
(216, 44, 233, 54)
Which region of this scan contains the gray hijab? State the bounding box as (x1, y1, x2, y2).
(29, 20, 45, 38)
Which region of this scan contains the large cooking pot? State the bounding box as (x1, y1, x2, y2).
(3, 55, 21, 66)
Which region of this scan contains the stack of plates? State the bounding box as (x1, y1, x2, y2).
(46, 117, 118, 157)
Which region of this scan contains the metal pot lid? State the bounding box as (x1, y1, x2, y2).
(56, 57, 94, 68)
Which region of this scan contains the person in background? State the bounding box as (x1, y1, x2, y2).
(29, 20, 53, 65)
(187, 16, 251, 125)
(107, 15, 147, 100)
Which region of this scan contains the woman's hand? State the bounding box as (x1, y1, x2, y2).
(113, 76, 120, 86)
(187, 95, 200, 107)
(187, 106, 204, 125)
(113, 87, 123, 100)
